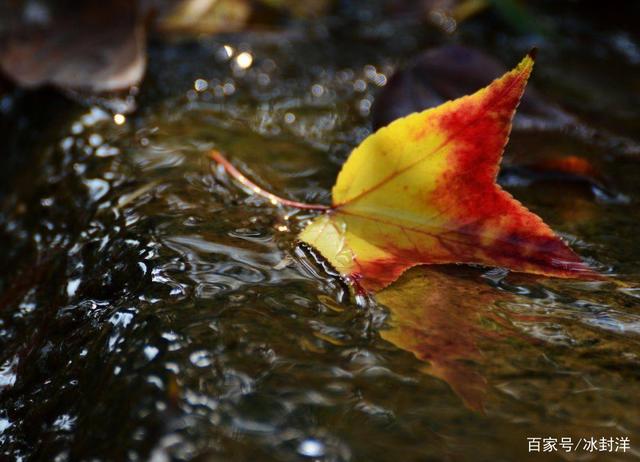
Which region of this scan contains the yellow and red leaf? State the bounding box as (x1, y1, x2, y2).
(299, 53, 598, 291)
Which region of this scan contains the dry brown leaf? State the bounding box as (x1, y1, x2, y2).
(0, 1, 146, 93)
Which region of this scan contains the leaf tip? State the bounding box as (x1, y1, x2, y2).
(513, 49, 536, 82)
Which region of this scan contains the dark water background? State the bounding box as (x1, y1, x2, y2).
(1, 1, 640, 460)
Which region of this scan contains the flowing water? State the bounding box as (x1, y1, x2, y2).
(1, 2, 639, 461)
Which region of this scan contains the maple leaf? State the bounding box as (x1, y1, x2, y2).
(210, 52, 598, 292)
(297, 52, 597, 291)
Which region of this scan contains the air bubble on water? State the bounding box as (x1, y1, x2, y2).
(337, 68, 354, 81)
(311, 84, 325, 97)
(353, 79, 367, 92)
(81, 107, 109, 126)
(144, 346, 160, 361)
(194, 79, 208, 92)
(60, 137, 74, 151)
(223, 82, 236, 95)
(89, 134, 104, 147)
(297, 438, 325, 458)
(359, 98, 372, 116)
(189, 350, 213, 368)
(96, 146, 120, 157)
(71, 122, 84, 135)
(364, 64, 377, 79)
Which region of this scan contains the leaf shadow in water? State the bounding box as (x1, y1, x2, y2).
(377, 266, 541, 412)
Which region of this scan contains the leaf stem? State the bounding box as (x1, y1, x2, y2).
(209, 150, 332, 211)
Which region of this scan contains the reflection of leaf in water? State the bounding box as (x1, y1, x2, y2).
(377, 267, 522, 411)
(0, 0, 145, 93)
